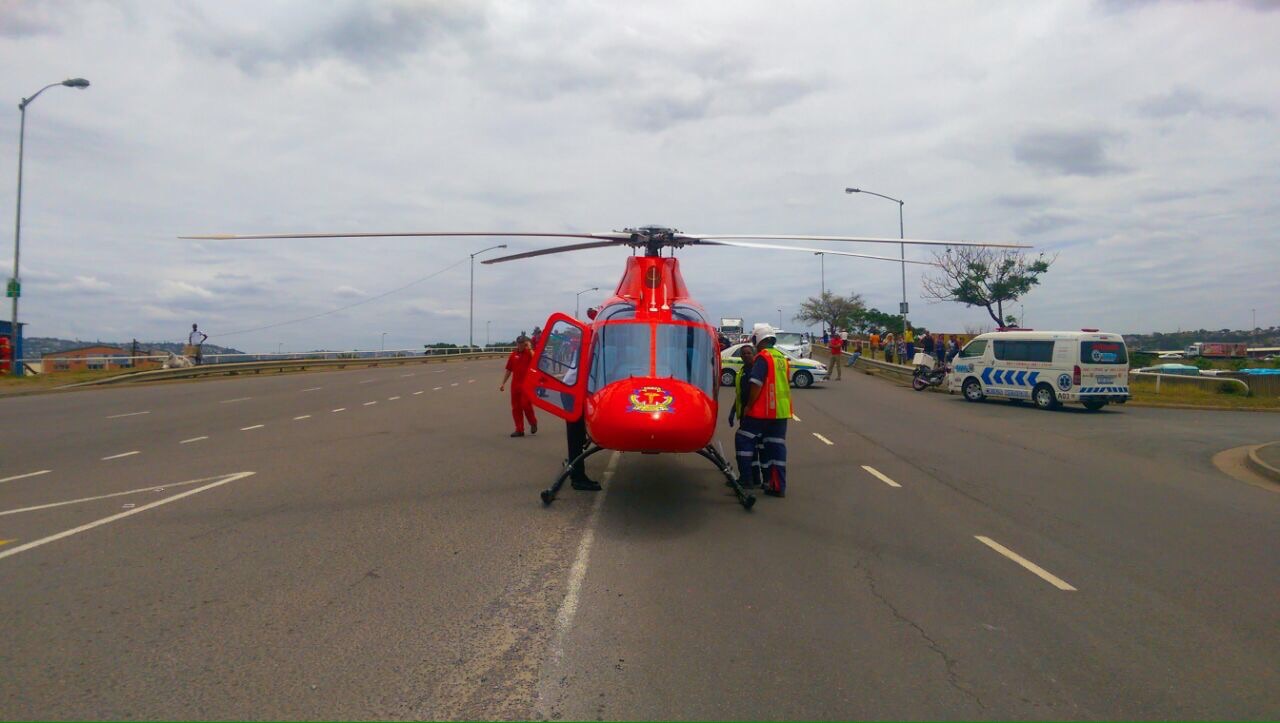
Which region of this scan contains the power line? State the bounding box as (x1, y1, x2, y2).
(211, 257, 469, 339)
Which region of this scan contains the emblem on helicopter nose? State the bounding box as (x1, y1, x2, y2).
(629, 385, 675, 414)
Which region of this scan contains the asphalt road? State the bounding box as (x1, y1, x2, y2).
(1, 358, 1277, 720)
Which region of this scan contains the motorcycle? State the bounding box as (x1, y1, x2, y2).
(911, 352, 948, 392)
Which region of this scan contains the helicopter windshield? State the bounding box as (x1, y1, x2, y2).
(589, 304, 646, 393)
(654, 305, 717, 394)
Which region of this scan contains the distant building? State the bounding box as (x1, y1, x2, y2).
(41, 345, 161, 373)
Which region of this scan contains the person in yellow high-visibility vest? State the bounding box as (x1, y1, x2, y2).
(737, 324, 792, 497)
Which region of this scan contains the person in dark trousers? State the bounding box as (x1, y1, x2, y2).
(187, 323, 208, 365)
(727, 344, 763, 488)
(736, 324, 793, 498)
(500, 337, 537, 437)
(564, 309, 600, 491)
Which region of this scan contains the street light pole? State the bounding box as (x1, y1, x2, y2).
(9, 78, 89, 376)
(575, 286, 599, 319)
(845, 187, 907, 337)
(777, 307, 783, 329)
(469, 244, 507, 350)
(381, 331, 388, 352)
(486, 320, 491, 347)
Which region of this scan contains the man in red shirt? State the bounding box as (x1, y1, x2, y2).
(500, 337, 537, 437)
(828, 330, 845, 380)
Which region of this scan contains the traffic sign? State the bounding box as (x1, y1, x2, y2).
(899, 301, 909, 314)
(5, 279, 18, 299)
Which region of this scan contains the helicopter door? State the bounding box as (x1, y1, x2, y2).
(525, 313, 592, 422)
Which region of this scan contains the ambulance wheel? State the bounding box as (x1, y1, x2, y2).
(1082, 398, 1107, 411)
(962, 378, 985, 402)
(792, 371, 814, 388)
(1033, 383, 1060, 410)
(720, 368, 736, 386)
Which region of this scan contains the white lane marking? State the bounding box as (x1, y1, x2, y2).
(1, 470, 51, 484)
(240, 424, 265, 431)
(450, 382, 459, 387)
(545, 451, 621, 697)
(812, 432, 834, 446)
(388, 396, 400, 401)
(0, 472, 255, 561)
(792, 414, 801, 422)
(401, 373, 415, 378)
(433, 370, 445, 374)
(358, 379, 375, 384)
(975, 536, 1077, 591)
(101, 451, 140, 461)
(293, 415, 312, 420)
(220, 396, 252, 404)
(301, 386, 322, 392)
(105, 410, 150, 419)
(0, 473, 245, 516)
(179, 436, 208, 444)
(413, 391, 424, 395)
(363, 401, 377, 406)
(433, 386, 443, 391)
(468, 379, 476, 384)
(861, 465, 902, 488)
(332, 407, 346, 413)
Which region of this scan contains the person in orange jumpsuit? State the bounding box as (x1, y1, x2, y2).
(500, 336, 537, 437)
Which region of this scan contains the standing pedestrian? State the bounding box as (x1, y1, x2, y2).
(187, 323, 208, 365)
(904, 326, 915, 363)
(884, 332, 895, 364)
(499, 337, 537, 437)
(870, 329, 881, 360)
(827, 329, 844, 380)
(737, 324, 792, 498)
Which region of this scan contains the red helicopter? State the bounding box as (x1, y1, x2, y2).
(185, 226, 1025, 509)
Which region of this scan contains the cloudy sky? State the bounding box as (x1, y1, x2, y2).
(2, 0, 1277, 352)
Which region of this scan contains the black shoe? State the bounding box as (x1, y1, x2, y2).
(510, 431, 525, 438)
(571, 477, 602, 491)
(530, 423, 537, 435)
(739, 476, 762, 490)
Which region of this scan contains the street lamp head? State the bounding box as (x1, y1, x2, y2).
(845, 188, 860, 194)
(62, 78, 90, 89)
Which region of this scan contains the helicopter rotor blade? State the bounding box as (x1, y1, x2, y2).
(481, 239, 630, 264)
(695, 239, 941, 266)
(179, 231, 631, 241)
(689, 234, 1026, 249)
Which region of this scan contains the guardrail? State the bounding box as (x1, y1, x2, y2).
(1130, 371, 1250, 396)
(54, 347, 515, 388)
(816, 349, 917, 383)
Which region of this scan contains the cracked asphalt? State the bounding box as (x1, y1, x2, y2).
(2, 357, 1278, 719)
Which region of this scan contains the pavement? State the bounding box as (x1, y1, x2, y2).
(1250, 441, 1280, 482)
(1, 359, 1278, 720)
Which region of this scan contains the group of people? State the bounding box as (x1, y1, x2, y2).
(853, 328, 962, 365)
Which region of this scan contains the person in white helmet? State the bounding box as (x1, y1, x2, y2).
(735, 323, 794, 497)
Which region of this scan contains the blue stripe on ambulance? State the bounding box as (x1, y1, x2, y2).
(981, 368, 1040, 387)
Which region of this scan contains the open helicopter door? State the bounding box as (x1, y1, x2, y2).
(524, 313, 593, 422)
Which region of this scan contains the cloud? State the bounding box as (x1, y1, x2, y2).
(1016, 214, 1078, 236)
(1013, 129, 1127, 177)
(157, 280, 215, 302)
(334, 285, 366, 298)
(1137, 87, 1271, 121)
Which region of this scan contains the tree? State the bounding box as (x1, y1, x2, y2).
(794, 292, 867, 333)
(848, 307, 901, 335)
(921, 247, 1055, 326)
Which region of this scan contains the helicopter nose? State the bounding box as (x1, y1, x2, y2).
(587, 378, 715, 454)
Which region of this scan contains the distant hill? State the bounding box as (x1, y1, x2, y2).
(23, 337, 244, 358)
(1123, 327, 1279, 351)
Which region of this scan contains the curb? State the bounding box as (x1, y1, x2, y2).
(1246, 443, 1280, 483)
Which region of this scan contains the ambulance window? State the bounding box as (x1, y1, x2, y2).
(588, 322, 650, 393)
(654, 323, 717, 395)
(993, 340, 1054, 362)
(1081, 341, 1127, 365)
(959, 339, 987, 358)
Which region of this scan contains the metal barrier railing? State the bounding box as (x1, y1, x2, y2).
(16, 346, 517, 371)
(1130, 371, 1250, 396)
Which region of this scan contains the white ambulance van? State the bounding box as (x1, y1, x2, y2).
(948, 329, 1130, 411)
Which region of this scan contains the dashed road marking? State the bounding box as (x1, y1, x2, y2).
(102, 451, 141, 461)
(468, 379, 476, 384)
(363, 401, 377, 406)
(388, 396, 400, 401)
(975, 536, 1077, 591)
(0, 472, 256, 561)
(332, 408, 346, 413)
(413, 391, 424, 395)
(433, 386, 443, 391)
(293, 415, 312, 420)
(301, 387, 322, 392)
(401, 373, 415, 378)
(358, 379, 375, 384)
(179, 436, 208, 444)
(861, 465, 902, 488)
(450, 382, 459, 387)
(792, 414, 801, 422)
(220, 396, 252, 404)
(0, 470, 51, 484)
(812, 433, 834, 446)
(240, 424, 265, 431)
(106, 411, 150, 419)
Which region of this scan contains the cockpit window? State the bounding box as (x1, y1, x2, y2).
(588, 321, 650, 393)
(654, 323, 717, 395)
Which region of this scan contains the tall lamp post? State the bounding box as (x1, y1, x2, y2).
(575, 286, 599, 319)
(380, 331, 388, 352)
(814, 252, 826, 335)
(469, 244, 507, 350)
(845, 187, 906, 336)
(486, 320, 491, 347)
(9, 77, 90, 376)
(777, 307, 783, 329)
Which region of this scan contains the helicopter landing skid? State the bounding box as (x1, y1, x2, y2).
(541, 443, 608, 505)
(696, 444, 756, 510)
